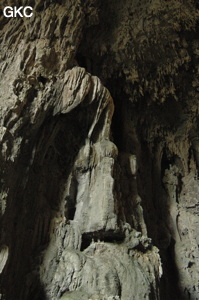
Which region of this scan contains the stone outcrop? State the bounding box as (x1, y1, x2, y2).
(0, 1, 199, 299)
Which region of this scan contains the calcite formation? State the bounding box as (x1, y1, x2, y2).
(0, 1, 198, 299)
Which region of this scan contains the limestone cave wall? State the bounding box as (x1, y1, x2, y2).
(0, 1, 198, 299)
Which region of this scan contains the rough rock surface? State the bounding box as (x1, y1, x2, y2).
(0, 1, 199, 300)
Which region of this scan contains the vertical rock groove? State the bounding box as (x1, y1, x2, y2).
(0, 1, 199, 299)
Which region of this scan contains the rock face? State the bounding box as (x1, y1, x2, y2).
(0, 1, 198, 299)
